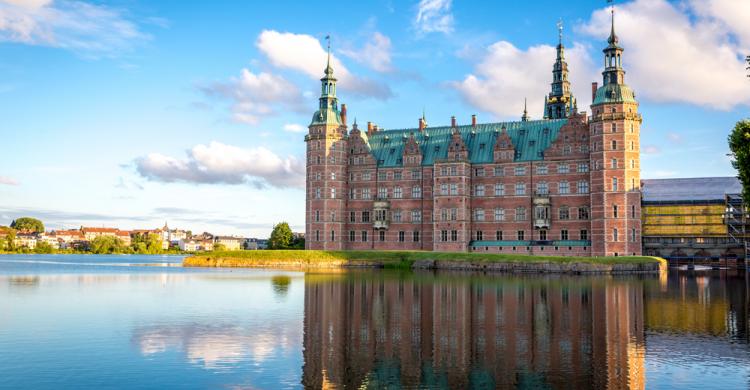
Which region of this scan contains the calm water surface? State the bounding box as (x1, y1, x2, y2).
(0, 254, 748, 389)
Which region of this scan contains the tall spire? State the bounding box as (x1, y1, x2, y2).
(521, 98, 529, 122)
(602, 4, 625, 86)
(607, 6, 619, 47)
(311, 34, 341, 126)
(324, 35, 333, 76)
(543, 18, 577, 119)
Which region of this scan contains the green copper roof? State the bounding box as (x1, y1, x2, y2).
(310, 108, 342, 126)
(365, 118, 568, 167)
(592, 83, 636, 105)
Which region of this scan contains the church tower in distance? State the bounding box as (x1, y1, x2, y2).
(305, 42, 348, 250)
(589, 9, 642, 256)
(543, 20, 578, 119)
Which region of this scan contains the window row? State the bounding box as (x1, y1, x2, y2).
(472, 229, 589, 241)
(471, 206, 590, 222)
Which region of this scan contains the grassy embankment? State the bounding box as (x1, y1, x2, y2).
(184, 250, 665, 270)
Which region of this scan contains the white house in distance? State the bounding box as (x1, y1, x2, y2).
(214, 236, 242, 251)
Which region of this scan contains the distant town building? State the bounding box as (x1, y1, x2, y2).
(14, 233, 37, 249)
(214, 236, 242, 251)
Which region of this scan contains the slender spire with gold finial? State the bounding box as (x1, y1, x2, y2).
(522, 98, 529, 121)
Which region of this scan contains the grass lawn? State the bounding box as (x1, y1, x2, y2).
(185, 249, 664, 268)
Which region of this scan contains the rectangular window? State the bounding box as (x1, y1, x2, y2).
(577, 163, 589, 173)
(362, 172, 371, 181)
(578, 207, 590, 220)
(412, 186, 422, 198)
(612, 177, 618, 191)
(450, 184, 458, 195)
(411, 170, 422, 180)
(393, 187, 402, 199)
(412, 210, 422, 223)
(494, 208, 505, 221)
(476, 231, 484, 240)
(398, 231, 405, 242)
(474, 208, 485, 221)
(350, 211, 356, 223)
(378, 187, 387, 199)
(349, 231, 356, 242)
(330, 230, 335, 241)
(330, 188, 336, 199)
(494, 166, 505, 176)
(362, 211, 370, 223)
(361, 231, 368, 242)
(631, 205, 636, 218)
(450, 166, 457, 175)
(393, 210, 402, 222)
(539, 230, 547, 240)
(613, 205, 619, 218)
(558, 181, 570, 194)
(451, 230, 458, 241)
(379, 230, 386, 242)
(561, 230, 569, 240)
(580, 229, 588, 240)
(440, 166, 448, 176)
(536, 182, 548, 194)
(450, 208, 457, 221)
(394, 171, 402, 180)
(475, 168, 485, 177)
(517, 230, 525, 240)
(494, 183, 505, 196)
(440, 183, 448, 195)
(475, 185, 485, 196)
(558, 164, 569, 174)
(413, 231, 420, 242)
(496, 231, 503, 240)
(315, 210, 320, 222)
(515, 207, 527, 221)
(362, 188, 371, 199)
(315, 230, 320, 241)
(577, 181, 589, 194)
(613, 228, 619, 241)
(536, 165, 548, 175)
(559, 207, 570, 220)
(315, 188, 321, 199)
(631, 228, 636, 242)
(440, 208, 448, 221)
(378, 172, 386, 181)
(515, 183, 526, 195)
(514, 166, 526, 176)
(611, 158, 617, 169)
(441, 230, 448, 242)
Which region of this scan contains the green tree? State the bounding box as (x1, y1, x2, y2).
(213, 243, 226, 252)
(729, 119, 750, 203)
(268, 222, 294, 249)
(34, 241, 55, 254)
(10, 217, 44, 233)
(4, 229, 17, 252)
(131, 233, 163, 254)
(90, 236, 125, 254)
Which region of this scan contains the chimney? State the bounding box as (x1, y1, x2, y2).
(419, 117, 425, 131)
(340, 104, 347, 127)
(591, 82, 598, 102)
(471, 114, 477, 127)
(367, 121, 373, 135)
(451, 116, 456, 128)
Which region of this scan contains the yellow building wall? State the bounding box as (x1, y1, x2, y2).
(642, 204, 727, 236)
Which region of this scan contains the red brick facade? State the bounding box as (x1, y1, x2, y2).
(306, 21, 640, 256)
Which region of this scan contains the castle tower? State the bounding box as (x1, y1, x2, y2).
(544, 20, 578, 119)
(589, 9, 642, 256)
(305, 40, 348, 249)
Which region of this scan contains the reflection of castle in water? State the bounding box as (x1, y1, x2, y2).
(302, 273, 645, 389)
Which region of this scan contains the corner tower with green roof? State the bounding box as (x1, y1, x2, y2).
(589, 8, 642, 257)
(305, 41, 349, 250)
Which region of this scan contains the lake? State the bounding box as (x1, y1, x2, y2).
(0, 254, 748, 389)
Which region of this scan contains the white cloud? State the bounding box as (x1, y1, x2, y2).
(201, 68, 304, 125)
(578, 0, 750, 110)
(414, 0, 454, 35)
(642, 145, 661, 155)
(256, 30, 392, 99)
(339, 31, 393, 73)
(0, 175, 19, 185)
(135, 141, 305, 189)
(0, 0, 148, 57)
(282, 123, 305, 133)
(452, 41, 596, 119)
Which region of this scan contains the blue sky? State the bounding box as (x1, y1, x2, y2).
(0, 0, 748, 237)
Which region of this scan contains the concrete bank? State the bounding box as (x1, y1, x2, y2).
(183, 250, 665, 274)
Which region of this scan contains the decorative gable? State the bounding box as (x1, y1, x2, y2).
(447, 130, 468, 161)
(493, 127, 515, 162)
(544, 113, 589, 160)
(402, 133, 422, 166)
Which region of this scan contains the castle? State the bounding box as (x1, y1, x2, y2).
(305, 12, 641, 256)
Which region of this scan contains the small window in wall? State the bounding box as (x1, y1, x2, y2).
(379, 230, 385, 242)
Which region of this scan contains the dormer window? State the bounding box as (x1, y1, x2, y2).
(479, 143, 486, 150)
(434, 145, 440, 152)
